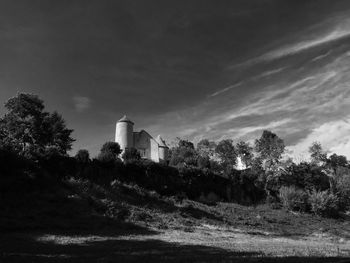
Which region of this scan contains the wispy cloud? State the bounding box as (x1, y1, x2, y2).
(155, 43, 350, 158)
(288, 117, 350, 159)
(261, 28, 350, 61)
(208, 82, 242, 97)
(73, 96, 91, 112)
(229, 17, 350, 69)
(255, 67, 285, 78)
(311, 50, 332, 62)
(122, 12, 350, 159)
(228, 118, 292, 138)
(227, 70, 338, 119)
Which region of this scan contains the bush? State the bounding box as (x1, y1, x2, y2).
(40, 154, 77, 178)
(278, 162, 330, 191)
(122, 147, 141, 162)
(228, 168, 265, 205)
(97, 151, 118, 165)
(266, 195, 282, 209)
(308, 189, 339, 218)
(334, 167, 350, 210)
(75, 149, 90, 164)
(279, 186, 308, 212)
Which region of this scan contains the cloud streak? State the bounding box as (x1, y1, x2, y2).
(311, 50, 332, 62)
(229, 16, 350, 69)
(208, 82, 242, 97)
(261, 27, 350, 61)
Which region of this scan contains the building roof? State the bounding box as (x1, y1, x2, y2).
(156, 135, 168, 148)
(118, 115, 134, 124)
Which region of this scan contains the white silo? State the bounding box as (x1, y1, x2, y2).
(115, 115, 134, 151)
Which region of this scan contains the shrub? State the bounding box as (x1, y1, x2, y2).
(75, 149, 90, 164)
(266, 195, 282, 209)
(40, 154, 77, 178)
(308, 189, 339, 218)
(334, 167, 350, 210)
(97, 151, 118, 165)
(279, 186, 308, 212)
(122, 147, 141, 162)
(228, 168, 265, 205)
(280, 162, 330, 191)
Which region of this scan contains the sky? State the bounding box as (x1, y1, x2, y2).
(0, 0, 350, 159)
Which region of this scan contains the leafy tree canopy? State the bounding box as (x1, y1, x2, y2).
(97, 142, 122, 163)
(0, 93, 74, 159)
(327, 153, 348, 172)
(100, 141, 122, 156)
(169, 139, 198, 167)
(236, 141, 254, 168)
(215, 139, 237, 168)
(309, 141, 327, 165)
(197, 139, 217, 158)
(178, 139, 195, 149)
(255, 130, 285, 165)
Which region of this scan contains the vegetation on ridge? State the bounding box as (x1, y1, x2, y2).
(1, 93, 350, 261)
(1, 93, 350, 219)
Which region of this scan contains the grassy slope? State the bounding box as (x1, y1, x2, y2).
(1, 178, 350, 262)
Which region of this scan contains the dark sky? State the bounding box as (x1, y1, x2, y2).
(1, 0, 350, 158)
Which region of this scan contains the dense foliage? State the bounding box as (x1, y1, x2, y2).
(1, 93, 350, 218)
(308, 189, 339, 218)
(0, 93, 74, 159)
(279, 186, 308, 212)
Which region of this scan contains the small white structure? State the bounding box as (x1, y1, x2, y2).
(115, 115, 169, 163)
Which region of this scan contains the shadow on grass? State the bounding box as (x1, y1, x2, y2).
(0, 188, 157, 237)
(0, 211, 157, 237)
(179, 204, 223, 221)
(0, 233, 349, 263)
(116, 184, 224, 222)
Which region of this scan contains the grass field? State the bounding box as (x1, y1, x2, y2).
(1, 179, 349, 262)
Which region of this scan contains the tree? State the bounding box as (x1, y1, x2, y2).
(327, 153, 348, 172)
(169, 139, 198, 167)
(0, 93, 74, 159)
(255, 130, 285, 166)
(178, 139, 195, 149)
(75, 149, 90, 164)
(215, 139, 237, 170)
(97, 141, 122, 163)
(197, 155, 211, 169)
(122, 147, 141, 162)
(309, 141, 327, 165)
(236, 141, 254, 168)
(197, 139, 217, 159)
(41, 112, 75, 155)
(101, 142, 121, 156)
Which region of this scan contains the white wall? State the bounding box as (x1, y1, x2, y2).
(115, 121, 133, 151)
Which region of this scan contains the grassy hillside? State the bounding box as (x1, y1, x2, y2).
(1, 178, 350, 262)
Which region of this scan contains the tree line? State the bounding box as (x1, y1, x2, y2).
(1, 93, 349, 218)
